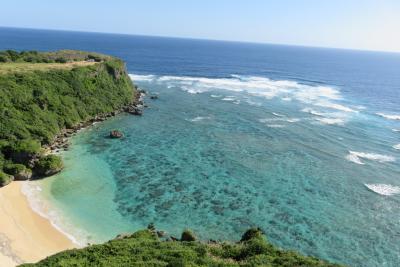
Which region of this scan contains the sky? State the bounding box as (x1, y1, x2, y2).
(1, 0, 400, 52)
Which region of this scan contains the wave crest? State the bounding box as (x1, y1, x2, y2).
(130, 73, 354, 113)
(376, 113, 400, 121)
(346, 151, 396, 165)
(365, 184, 400, 196)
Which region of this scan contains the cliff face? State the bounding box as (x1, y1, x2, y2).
(0, 50, 137, 184)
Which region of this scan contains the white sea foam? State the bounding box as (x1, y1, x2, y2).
(364, 184, 400, 196)
(187, 116, 211, 122)
(245, 99, 262, 106)
(392, 129, 400, 132)
(266, 124, 285, 128)
(346, 151, 396, 165)
(211, 94, 221, 98)
(21, 182, 86, 247)
(315, 101, 356, 113)
(222, 96, 236, 101)
(301, 108, 325, 116)
(376, 113, 400, 121)
(272, 112, 284, 117)
(128, 74, 155, 82)
(393, 144, 400, 150)
(286, 118, 300, 123)
(316, 117, 345, 125)
(129, 74, 354, 116)
(259, 117, 300, 123)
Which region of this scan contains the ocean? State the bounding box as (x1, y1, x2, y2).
(1, 27, 400, 267)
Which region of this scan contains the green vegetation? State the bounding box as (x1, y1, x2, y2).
(3, 163, 27, 175)
(181, 229, 197, 241)
(0, 171, 13, 186)
(35, 155, 64, 176)
(22, 228, 342, 267)
(0, 50, 111, 64)
(0, 50, 136, 183)
(0, 61, 98, 75)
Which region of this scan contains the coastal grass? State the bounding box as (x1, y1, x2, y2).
(0, 61, 98, 74)
(21, 229, 343, 267)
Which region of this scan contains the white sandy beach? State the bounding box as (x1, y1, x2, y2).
(0, 182, 75, 266)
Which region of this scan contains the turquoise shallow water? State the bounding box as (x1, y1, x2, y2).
(35, 74, 400, 267)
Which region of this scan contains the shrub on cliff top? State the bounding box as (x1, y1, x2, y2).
(240, 227, 264, 242)
(181, 229, 197, 241)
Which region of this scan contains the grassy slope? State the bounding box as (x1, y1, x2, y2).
(21, 229, 343, 267)
(0, 61, 98, 74)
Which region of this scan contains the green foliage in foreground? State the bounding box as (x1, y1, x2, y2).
(22, 229, 343, 267)
(0, 50, 136, 180)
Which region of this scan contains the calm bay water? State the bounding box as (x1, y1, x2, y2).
(1, 27, 400, 267)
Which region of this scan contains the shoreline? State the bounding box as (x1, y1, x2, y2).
(0, 89, 148, 266)
(0, 182, 76, 266)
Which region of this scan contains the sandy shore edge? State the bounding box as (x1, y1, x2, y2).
(0, 182, 75, 266)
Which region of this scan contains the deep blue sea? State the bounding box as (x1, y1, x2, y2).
(1, 27, 400, 267)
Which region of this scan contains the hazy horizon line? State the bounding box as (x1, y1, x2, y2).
(1, 25, 400, 55)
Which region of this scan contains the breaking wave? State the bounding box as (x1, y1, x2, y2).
(316, 118, 344, 125)
(259, 118, 300, 123)
(346, 151, 396, 165)
(129, 74, 355, 115)
(376, 113, 400, 121)
(364, 184, 400, 196)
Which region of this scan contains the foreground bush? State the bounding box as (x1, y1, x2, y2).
(21, 229, 343, 267)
